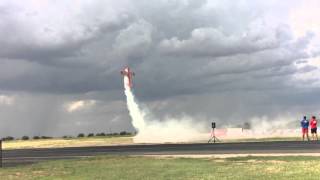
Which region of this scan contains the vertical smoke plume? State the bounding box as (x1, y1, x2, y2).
(123, 76, 207, 143)
(123, 75, 146, 132)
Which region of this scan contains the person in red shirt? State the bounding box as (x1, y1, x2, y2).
(310, 116, 318, 141)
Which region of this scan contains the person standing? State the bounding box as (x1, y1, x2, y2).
(310, 116, 318, 141)
(301, 116, 309, 141)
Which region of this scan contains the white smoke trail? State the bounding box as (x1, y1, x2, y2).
(213, 115, 300, 139)
(124, 88, 146, 131)
(123, 76, 207, 143)
(123, 75, 301, 142)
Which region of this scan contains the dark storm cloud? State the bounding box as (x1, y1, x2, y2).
(0, 0, 319, 137)
(158, 26, 279, 58)
(0, 12, 132, 65)
(0, 0, 312, 95)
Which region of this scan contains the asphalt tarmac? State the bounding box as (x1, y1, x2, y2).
(2, 141, 320, 167)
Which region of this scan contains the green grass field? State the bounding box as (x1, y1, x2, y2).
(0, 155, 319, 180)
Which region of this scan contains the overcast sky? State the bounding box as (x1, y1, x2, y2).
(0, 0, 319, 137)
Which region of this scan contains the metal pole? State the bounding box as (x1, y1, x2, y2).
(0, 140, 2, 168)
(213, 128, 216, 143)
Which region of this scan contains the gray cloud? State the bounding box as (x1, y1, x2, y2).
(158, 25, 280, 58)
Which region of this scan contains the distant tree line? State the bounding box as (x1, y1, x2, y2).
(76, 131, 133, 138)
(1, 135, 53, 141)
(1, 131, 134, 141)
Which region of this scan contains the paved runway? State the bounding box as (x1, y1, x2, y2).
(2, 141, 320, 167)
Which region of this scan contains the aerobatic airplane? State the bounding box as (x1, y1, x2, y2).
(121, 66, 135, 89)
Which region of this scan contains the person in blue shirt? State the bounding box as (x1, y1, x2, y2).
(301, 116, 310, 141)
